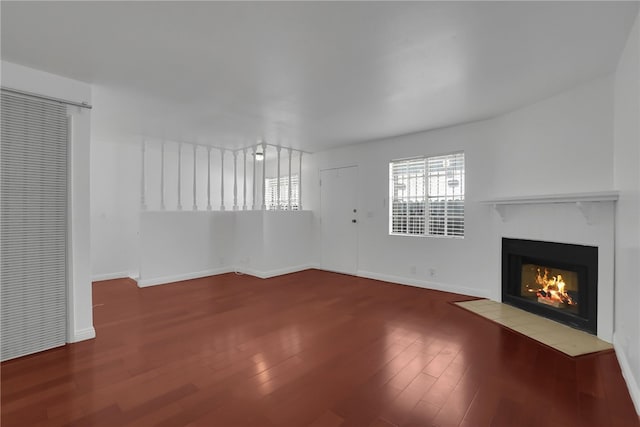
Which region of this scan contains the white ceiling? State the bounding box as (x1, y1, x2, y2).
(1, 1, 638, 152)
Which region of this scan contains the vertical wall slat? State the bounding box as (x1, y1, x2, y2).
(192, 144, 198, 211)
(220, 149, 225, 211)
(243, 149, 247, 210)
(160, 141, 165, 210)
(177, 142, 183, 210)
(261, 143, 267, 210)
(288, 148, 292, 210)
(299, 152, 303, 210)
(233, 151, 238, 211)
(141, 139, 147, 210)
(252, 146, 257, 210)
(207, 147, 212, 211)
(276, 146, 281, 210)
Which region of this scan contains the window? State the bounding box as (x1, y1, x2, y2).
(390, 152, 464, 237)
(265, 174, 299, 210)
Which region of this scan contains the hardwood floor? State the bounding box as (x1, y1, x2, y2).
(2, 270, 638, 426)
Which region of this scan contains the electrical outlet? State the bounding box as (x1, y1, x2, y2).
(410, 265, 417, 275)
(429, 268, 436, 277)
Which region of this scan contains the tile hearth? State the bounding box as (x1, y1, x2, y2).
(454, 299, 612, 357)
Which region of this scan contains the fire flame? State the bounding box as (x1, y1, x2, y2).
(531, 268, 576, 306)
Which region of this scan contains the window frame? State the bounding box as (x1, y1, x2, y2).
(389, 151, 465, 238)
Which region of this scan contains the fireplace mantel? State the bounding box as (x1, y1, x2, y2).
(482, 191, 619, 223)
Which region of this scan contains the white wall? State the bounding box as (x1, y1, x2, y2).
(138, 211, 236, 286)
(613, 11, 640, 413)
(138, 210, 316, 286)
(1, 61, 94, 342)
(238, 210, 316, 277)
(91, 136, 140, 280)
(489, 75, 614, 196)
(315, 75, 616, 339)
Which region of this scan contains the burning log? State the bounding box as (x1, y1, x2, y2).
(533, 268, 576, 308)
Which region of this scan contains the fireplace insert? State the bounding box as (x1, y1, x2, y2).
(502, 238, 597, 334)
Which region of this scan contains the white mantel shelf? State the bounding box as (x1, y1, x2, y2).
(481, 191, 619, 223)
(482, 190, 619, 205)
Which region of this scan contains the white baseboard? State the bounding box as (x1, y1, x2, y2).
(138, 264, 319, 287)
(91, 271, 130, 282)
(317, 267, 358, 276)
(356, 270, 491, 299)
(137, 267, 235, 287)
(236, 263, 319, 279)
(613, 334, 640, 415)
(136, 266, 486, 301)
(69, 327, 96, 343)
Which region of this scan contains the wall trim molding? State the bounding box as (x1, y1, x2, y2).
(614, 333, 640, 415)
(136, 267, 488, 300)
(137, 267, 235, 287)
(137, 264, 320, 287)
(357, 270, 492, 300)
(138, 263, 319, 288)
(91, 272, 130, 282)
(70, 327, 96, 343)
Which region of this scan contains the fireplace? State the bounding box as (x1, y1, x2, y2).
(502, 238, 598, 334)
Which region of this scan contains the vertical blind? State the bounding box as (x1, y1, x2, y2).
(1, 93, 68, 361)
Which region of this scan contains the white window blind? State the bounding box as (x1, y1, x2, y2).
(1, 93, 68, 361)
(265, 175, 299, 210)
(390, 152, 464, 237)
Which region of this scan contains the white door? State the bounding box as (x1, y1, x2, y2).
(320, 166, 358, 275)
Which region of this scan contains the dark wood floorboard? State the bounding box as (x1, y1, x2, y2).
(2, 270, 638, 426)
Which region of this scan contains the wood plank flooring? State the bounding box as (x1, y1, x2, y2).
(2, 270, 638, 426)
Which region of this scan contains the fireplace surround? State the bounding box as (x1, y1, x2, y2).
(502, 238, 598, 334)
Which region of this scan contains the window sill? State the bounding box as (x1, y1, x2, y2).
(389, 232, 464, 239)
